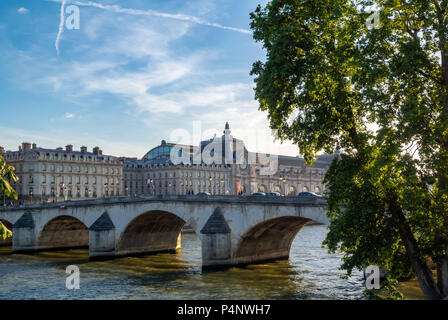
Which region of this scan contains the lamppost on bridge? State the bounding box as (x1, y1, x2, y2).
(209, 177, 213, 195)
(30, 190, 33, 205)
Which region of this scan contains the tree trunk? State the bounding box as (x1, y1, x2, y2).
(391, 202, 442, 300)
(437, 254, 448, 298)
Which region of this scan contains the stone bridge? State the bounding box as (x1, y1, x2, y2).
(0, 195, 329, 269)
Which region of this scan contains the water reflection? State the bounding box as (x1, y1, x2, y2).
(0, 225, 367, 300)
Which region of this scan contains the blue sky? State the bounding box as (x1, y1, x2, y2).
(0, 0, 300, 158)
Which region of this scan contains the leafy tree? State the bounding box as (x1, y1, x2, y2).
(250, 0, 448, 299)
(0, 155, 18, 239)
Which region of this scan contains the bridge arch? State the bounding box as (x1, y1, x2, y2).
(116, 210, 188, 256)
(233, 216, 312, 265)
(37, 215, 89, 250)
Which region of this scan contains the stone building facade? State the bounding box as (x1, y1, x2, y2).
(0, 142, 123, 204)
(122, 140, 232, 196)
(123, 123, 333, 196)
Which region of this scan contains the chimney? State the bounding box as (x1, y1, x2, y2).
(80, 146, 87, 153)
(18, 146, 22, 151)
(93, 146, 100, 155)
(22, 142, 31, 151)
(66, 144, 73, 152)
(32, 143, 37, 149)
(99, 149, 103, 155)
(56, 147, 63, 150)
(0, 146, 4, 154)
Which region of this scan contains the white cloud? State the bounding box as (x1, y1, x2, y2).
(65, 112, 75, 119)
(18, 7, 29, 14)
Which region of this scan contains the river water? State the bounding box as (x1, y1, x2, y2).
(0, 225, 367, 300)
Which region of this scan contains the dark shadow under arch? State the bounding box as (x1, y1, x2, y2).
(38, 215, 88, 250)
(234, 216, 312, 265)
(0, 219, 13, 247)
(117, 210, 187, 256)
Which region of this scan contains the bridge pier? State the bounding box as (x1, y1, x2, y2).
(89, 212, 116, 260)
(200, 207, 232, 269)
(12, 211, 37, 253)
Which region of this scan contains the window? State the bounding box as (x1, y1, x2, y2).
(50, 165, 55, 172)
(42, 164, 46, 171)
(289, 186, 296, 196)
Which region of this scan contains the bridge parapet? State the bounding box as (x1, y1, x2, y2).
(0, 195, 327, 213)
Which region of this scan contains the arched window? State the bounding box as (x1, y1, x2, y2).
(303, 186, 309, 192)
(288, 186, 296, 195)
(258, 184, 266, 192)
(314, 186, 321, 194)
(274, 185, 282, 193)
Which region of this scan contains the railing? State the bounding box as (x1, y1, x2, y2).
(0, 194, 327, 211)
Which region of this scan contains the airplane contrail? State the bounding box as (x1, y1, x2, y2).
(49, 0, 252, 51)
(55, 0, 66, 56)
